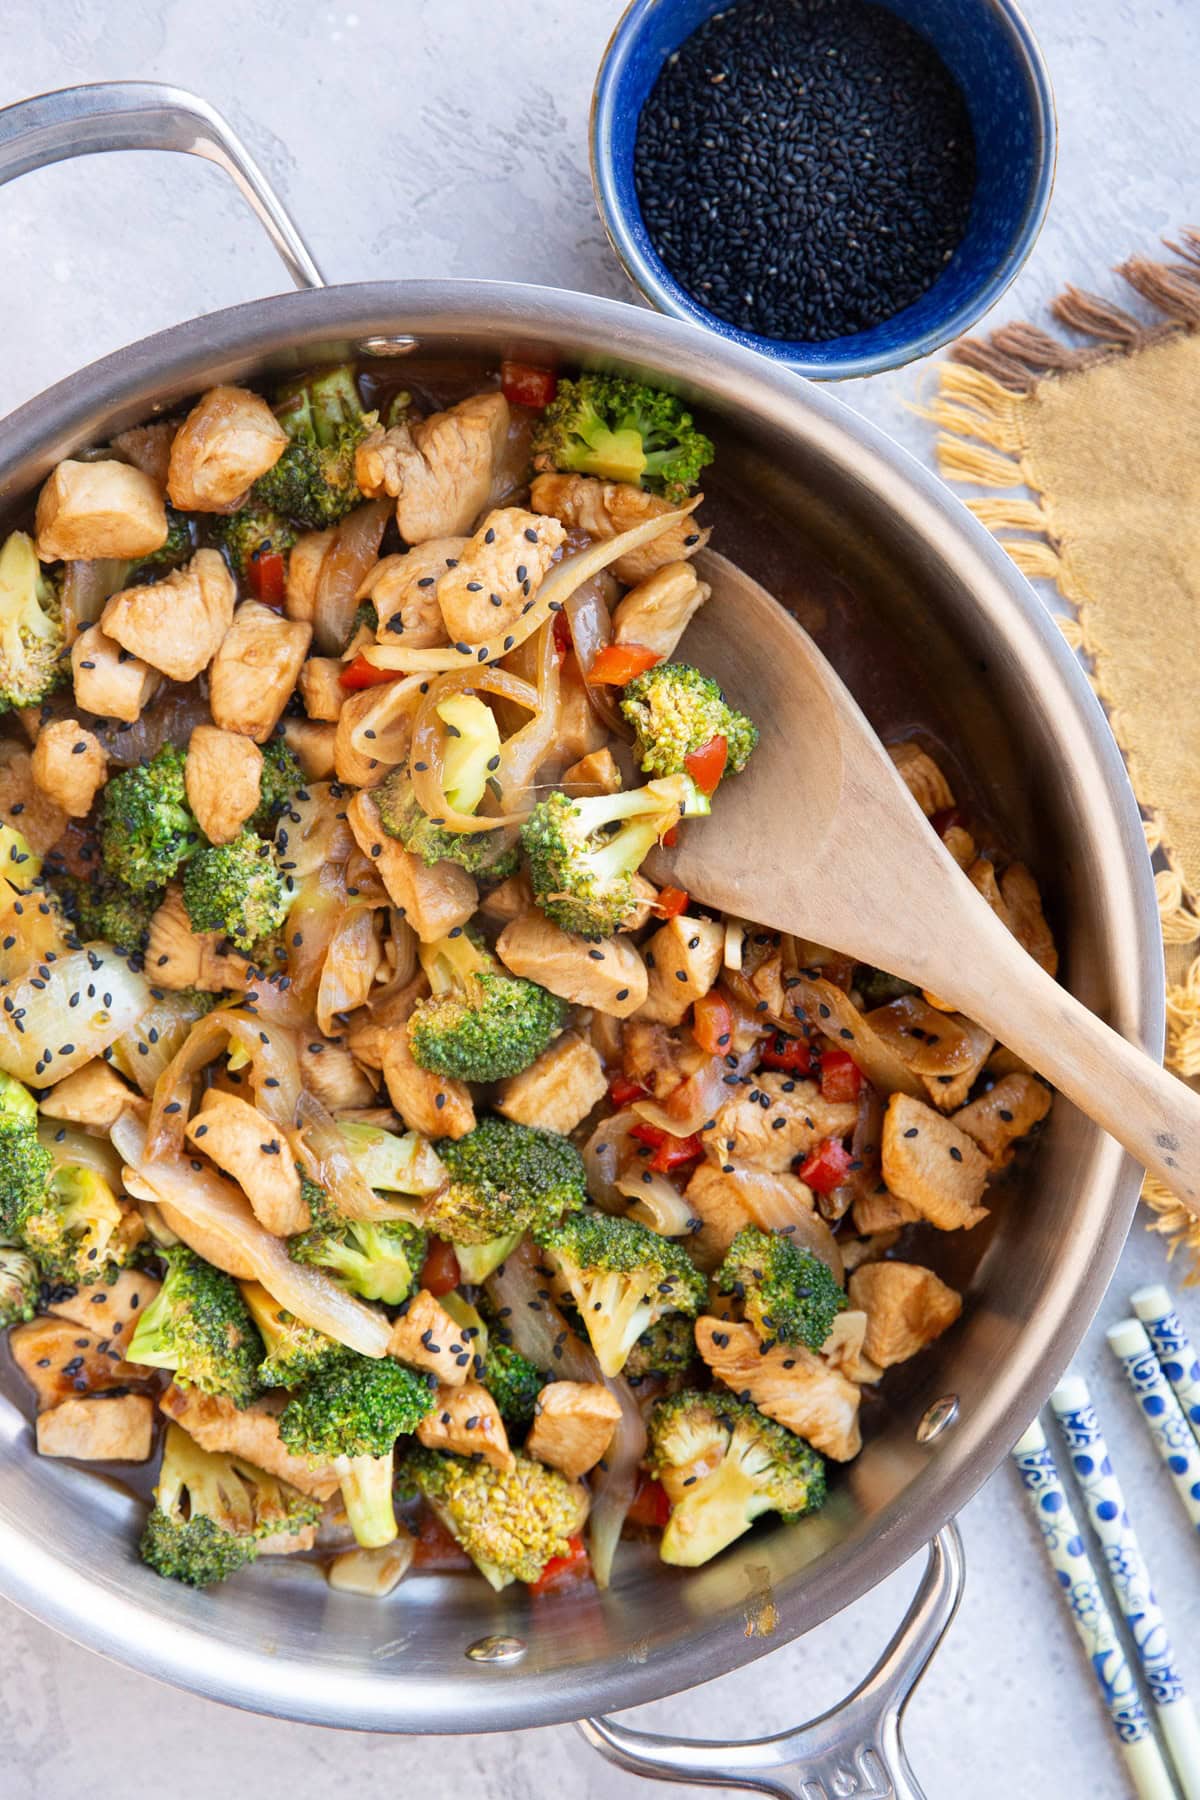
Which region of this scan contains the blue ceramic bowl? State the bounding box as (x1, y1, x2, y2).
(591, 0, 1056, 379)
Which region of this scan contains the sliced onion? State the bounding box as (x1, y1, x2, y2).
(486, 1239, 646, 1588)
(276, 782, 356, 880)
(582, 1107, 640, 1213)
(112, 1112, 391, 1356)
(61, 558, 127, 642)
(789, 975, 925, 1099)
(312, 498, 390, 653)
(285, 863, 347, 1015)
(39, 1118, 124, 1188)
(146, 1008, 301, 1160)
(363, 510, 689, 675)
(632, 1039, 759, 1139)
(616, 1169, 693, 1235)
(486, 619, 561, 820)
(0, 946, 151, 1086)
(94, 684, 212, 770)
(291, 1090, 417, 1224)
(339, 673, 428, 781)
(725, 1162, 844, 1283)
(317, 904, 381, 1037)
(409, 667, 540, 833)
(108, 988, 214, 1096)
(564, 576, 627, 738)
(864, 995, 977, 1076)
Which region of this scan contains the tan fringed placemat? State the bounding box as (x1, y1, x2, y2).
(926, 231, 1200, 1273)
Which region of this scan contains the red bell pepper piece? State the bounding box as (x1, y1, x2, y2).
(661, 825, 679, 849)
(684, 733, 728, 795)
(626, 1475, 672, 1530)
(819, 1047, 863, 1104)
(630, 1121, 704, 1174)
(501, 360, 558, 410)
(585, 643, 662, 686)
(419, 1236, 461, 1297)
(530, 1535, 590, 1595)
(339, 652, 398, 691)
(798, 1137, 854, 1193)
(247, 548, 286, 607)
(692, 990, 733, 1055)
(655, 885, 690, 919)
(608, 1073, 649, 1108)
(759, 1032, 816, 1075)
(552, 611, 573, 659)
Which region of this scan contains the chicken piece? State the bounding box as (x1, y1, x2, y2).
(562, 747, 622, 798)
(552, 651, 612, 767)
(356, 392, 510, 541)
(530, 474, 710, 585)
(849, 1262, 963, 1369)
(110, 421, 176, 487)
(160, 1384, 340, 1500)
(184, 725, 263, 845)
(10, 1318, 147, 1411)
(281, 716, 337, 781)
(208, 601, 313, 743)
(359, 539, 467, 646)
(839, 1230, 902, 1275)
(1000, 863, 1058, 976)
(475, 869, 534, 928)
(496, 1032, 606, 1135)
(416, 1380, 513, 1470)
(953, 1072, 1052, 1168)
(922, 1017, 994, 1111)
(709, 1073, 857, 1174)
(622, 1018, 688, 1101)
(695, 1317, 862, 1461)
(881, 1093, 990, 1230)
(145, 885, 254, 992)
(347, 789, 477, 940)
(436, 506, 566, 643)
(942, 826, 976, 870)
(887, 742, 954, 817)
(38, 1059, 141, 1132)
(71, 623, 161, 725)
(820, 1310, 883, 1385)
(387, 1289, 477, 1387)
(102, 548, 235, 682)
(185, 1092, 310, 1237)
(35, 459, 168, 562)
(284, 527, 337, 624)
(331, 687, 397, 789)
(29, 719, 106, 818)
(37, 1393, 156, 1462)
(382, 1032, 475, 1139)
(684, 1163, 756, 1269)
(612, 561, 710, 660)
(0, 744, 68, 852)
(298, 656, 348, 722)
(166, 384, 288, 511)
(526, 1381, 622, 1478)
(46, 1267, 161, 1340)
(638, 915, 724, 1026)
(851, 1188, 921, 1235)
(686, 1159, 841, 1276)
(497, 911, 647, 1018)
(298, 1036, 378, 1113)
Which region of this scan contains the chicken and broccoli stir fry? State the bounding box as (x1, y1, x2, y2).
(0, 359, 1055, 1599)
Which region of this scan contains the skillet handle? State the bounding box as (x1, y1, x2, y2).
(577, 1525, 964, 1799)
(0, 81, 324, 291)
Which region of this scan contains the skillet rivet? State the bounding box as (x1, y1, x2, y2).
(358, 334, 418, 356)
(916, 1395, 960, 1444)
(466, 1634, 527, 1664)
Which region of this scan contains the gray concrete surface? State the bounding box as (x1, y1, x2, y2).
(1, 0, 1199, 1793)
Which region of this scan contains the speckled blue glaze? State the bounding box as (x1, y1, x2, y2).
(591, 0, 1056, 378)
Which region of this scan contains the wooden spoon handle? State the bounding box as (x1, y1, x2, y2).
(932, 911, 1197, 1212)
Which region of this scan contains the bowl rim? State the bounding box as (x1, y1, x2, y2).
(0, 278, 1161, 1733)
(589, 0, 1059, 379)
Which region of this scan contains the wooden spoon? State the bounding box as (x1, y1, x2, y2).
(649, 549, 1199, 1210)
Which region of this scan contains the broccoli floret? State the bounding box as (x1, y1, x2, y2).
(252, 365, 374, 529)
(253, 737, 305, 831)
(240, 1280, 341, 1388)
(0, 1071, 51, 1234)
(621, 662, 758, 784)
(337, 1121, 447, 1196)
(428, 1115, 587, 1248)
(289, 1187, 426, 1307)
(56, 870, 161, 954)
(853, 965, 918, 1008)
(126, 1245, 263, 1406)
(716, 1225, 846, 1352)
(126, 506, 195, 581)
(623, 1313, 697, 1385)
(646, 1389, 826, 1566)
(181, 829, 291, 954)
(375, 765, 518, 879)
(99, 744, 201, 894)
(480, 1341, 544, 1428)
(0, 1238, 39, 1326)
(407, 1446, 586, 1588)
(278, 1348, 434, 1548)
(531, 374, 714, 501)
(407, 928, 567, 1084)
(20, 1165, 140, 1287)
(140, 1421, 320, 1588)
(532, 1212, 705, 1379)
(210, 504, 297, 582)
(522, 775, 697, 937)
(0, 530, 66, 715)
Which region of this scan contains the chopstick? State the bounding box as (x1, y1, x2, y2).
(1133, 1284, 1200, 1451)
(1052, 1373, 1200, 1800)
(1011, 1419, 1176, 1800)
(1108, 1317, 1200, 1534)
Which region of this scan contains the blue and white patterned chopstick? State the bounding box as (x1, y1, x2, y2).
(1052, 1373, 1200, 1800)
(1011, 1419, 1175, 1800)
(1109, 1316, 1200, 1533)
(1133, 1283, 1200, 1450)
